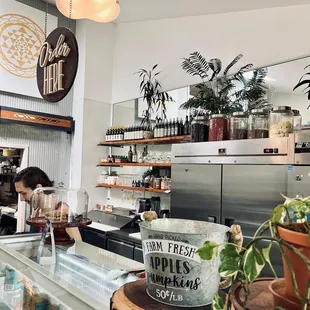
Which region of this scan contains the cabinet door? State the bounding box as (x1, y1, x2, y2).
(133, 246, 144, 263)
(83, 229, 106, 249)
(171, 164, 222, 222)
(222, 165, 287, 237)
(107, 239, 134, 260)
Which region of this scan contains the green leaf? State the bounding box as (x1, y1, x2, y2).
(219, 257, 240, 277)
(212, 293, 224, 310)
(196, 241, 218, 261)
(243, 246, 266, 282)
(220, 244, 240, 261)
(271, 205, 286, 223)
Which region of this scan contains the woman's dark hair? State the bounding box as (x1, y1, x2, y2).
(13, 167, 54, 190)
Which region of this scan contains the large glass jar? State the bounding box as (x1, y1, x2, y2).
(248, 109, 269, 139)
(209, 114, 228, 141)
(191, 116, 208, 142)
(269, 106, 294, 138)
(292, 109, 302, 133)
(229, 112, 248, 140)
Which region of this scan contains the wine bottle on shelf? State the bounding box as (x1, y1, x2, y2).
(167, 120, 171, 137)
(154, 120, 158, 138)
(175, 118, 179, 136)
(128, 146, 133, 163)
(164, 121, 168, 137)
(105, 128, 109, 141)
(161, 121, 165, 138)
(184, 116, 190, 135)
(179, 118, 184, 136)
(140, 125, 144, 139)
(132, 145, 138, 163)
(171, 119, 175, 136)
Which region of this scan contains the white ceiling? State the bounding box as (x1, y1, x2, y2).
(46, 0, 310, 23)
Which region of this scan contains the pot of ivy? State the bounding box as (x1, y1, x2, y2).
(136, 65, 173, 139)
(197, 194, 310, 310)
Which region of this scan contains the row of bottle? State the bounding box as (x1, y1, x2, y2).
(153, 117, 190, 138)
(105, 116, 191, 142)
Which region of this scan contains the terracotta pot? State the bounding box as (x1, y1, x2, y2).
(277, 223, 310, 302)
(269, 278, 310, 310)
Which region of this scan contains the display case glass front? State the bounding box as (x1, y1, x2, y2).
(0, 234, 144, 309)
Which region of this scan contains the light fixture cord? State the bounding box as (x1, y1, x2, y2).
(68, 0, 72, 31)
(44, 0, 48, 39)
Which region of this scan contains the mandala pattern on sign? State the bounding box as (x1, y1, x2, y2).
(0, 13, 44, 78)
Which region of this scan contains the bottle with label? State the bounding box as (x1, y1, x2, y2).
(132, 145, 138, 163)
(184, 116, 190, 135)
(139, 125, 143, 139)
(161, 121, 165, 137)
(128, 146, 133, 163)
(175, 118, 179, 136)
(179, 118, 184, 135)
(167, 120, 171, 137)
(154, 121, 158, 138)
(164, 121, 168, 137)
(105, 128, 109, 141)
(171, 119, 176, 136)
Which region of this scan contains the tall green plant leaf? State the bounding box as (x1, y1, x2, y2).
(243, 246, 265, 282)
(212, 293, 224, 310)
(223, 54, 243, 76)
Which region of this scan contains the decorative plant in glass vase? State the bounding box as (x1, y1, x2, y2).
(180, 52, 270, 115)
(197, 195, 310, 310)
(136, 65, 173, 138)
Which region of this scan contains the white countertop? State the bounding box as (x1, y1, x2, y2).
(88, 221, 119, 232)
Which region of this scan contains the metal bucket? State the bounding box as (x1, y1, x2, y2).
(139, 219, 229, 307)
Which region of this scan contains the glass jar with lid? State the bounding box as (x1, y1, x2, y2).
(248, 109, 269, 139)
(292, 109, 302, 133)
(269, 106, 294, 138)
(229, 112, 248, 140)
(209, 114, 228, 141)
(191, 115, 209, 142)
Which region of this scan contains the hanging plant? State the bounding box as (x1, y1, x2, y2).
(180, 52, 269, 115)
(136, 65, 173, 129)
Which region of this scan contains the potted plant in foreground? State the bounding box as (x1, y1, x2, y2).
(197, 195, 310, 310)
(136, 65, 173, 138)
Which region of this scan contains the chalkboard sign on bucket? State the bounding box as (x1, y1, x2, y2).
(139, 219, 229, 307)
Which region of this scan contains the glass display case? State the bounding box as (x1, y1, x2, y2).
(0, 234, 144, 309)
(27, 187, 92, 245)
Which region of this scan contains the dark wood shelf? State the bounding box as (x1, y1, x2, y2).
(97, 183, 169, 193)
(97, 162, 171, 167)
(98, 135, 190, 147)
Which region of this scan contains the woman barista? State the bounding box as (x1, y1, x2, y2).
(14, 167, 81, 240)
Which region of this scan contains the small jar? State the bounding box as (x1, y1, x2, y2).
(191, 116, 207, 142)
(229, 112, 248, 140)
(269, 106, 294, 138)
(248, 109, 269, 139)
(209, 114, 228, 141)
(292, 109, 302, 133)
(153, 178, 161, 189)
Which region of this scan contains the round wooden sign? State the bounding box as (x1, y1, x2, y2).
(36, 27, 78, 103)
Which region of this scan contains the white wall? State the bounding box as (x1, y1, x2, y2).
(112, 4, 310, 104)
(71, 20, 116, 209)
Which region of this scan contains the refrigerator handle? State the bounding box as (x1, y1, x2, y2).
(225, 218, 235, 227)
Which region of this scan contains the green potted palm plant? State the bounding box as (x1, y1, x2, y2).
(136, 65, 173, 138)
(180, 52, 270, 114)
(197, 194, 310, 310)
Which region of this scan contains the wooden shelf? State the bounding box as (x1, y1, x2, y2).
(97, 183, 169, 193)
(97, 162, 171, 167)
(98, 135, 190, 147)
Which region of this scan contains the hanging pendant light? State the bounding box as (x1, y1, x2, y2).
(56, 0, 120, 23)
